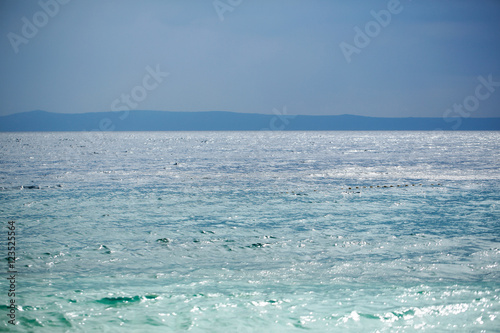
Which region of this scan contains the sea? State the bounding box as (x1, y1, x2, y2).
(0, 131, 499, 332)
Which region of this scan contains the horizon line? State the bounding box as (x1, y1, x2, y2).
(3, 109, 500, 119)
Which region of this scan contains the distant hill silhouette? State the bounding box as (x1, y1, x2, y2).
(0, 110, 499, 131)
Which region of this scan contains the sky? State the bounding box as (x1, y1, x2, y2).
(0, 0, 499, 118)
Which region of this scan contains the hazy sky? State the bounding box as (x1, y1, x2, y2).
(1, 0, 499, 117)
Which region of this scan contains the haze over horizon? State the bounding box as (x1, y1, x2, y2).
(1, 0, 500, 119)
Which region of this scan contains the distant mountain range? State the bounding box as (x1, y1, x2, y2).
(0, 110, 499, 131)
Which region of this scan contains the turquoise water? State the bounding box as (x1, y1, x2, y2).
(1, 132, 499, 331)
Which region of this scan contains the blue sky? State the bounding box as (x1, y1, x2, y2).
(1, 0, 499, 117)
